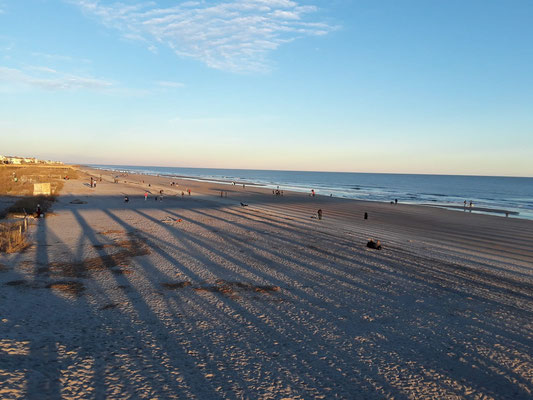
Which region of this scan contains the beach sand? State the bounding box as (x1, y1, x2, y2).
(1, 166, 532, 399)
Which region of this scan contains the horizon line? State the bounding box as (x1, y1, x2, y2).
(83, 162, 533, 179)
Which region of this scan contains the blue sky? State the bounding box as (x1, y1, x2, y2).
(1, 0, 532, 176)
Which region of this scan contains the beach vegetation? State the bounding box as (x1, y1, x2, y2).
(0, 219, 30, 253)
(0, 164, 78, 253)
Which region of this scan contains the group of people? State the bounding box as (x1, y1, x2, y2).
(127, 187, 191, 203)
(464, 200, 474, 209)
(89, 176, 103, 188)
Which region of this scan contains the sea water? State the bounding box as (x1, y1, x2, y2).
(90, 165, 533, 220)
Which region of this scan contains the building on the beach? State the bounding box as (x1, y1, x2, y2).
(4, 156, 22, 164)
(0, 155, 62, 165)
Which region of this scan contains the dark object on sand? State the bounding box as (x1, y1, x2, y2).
(317, 209, 322, 220)
(240, 202, 248, 207)
(364, 212, 368, 220)
(70, 199, 87, 204)
(367, 239, 382, 250)
(124, 196, 129, 203)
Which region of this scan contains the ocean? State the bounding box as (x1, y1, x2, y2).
(90, 165, 533, 220)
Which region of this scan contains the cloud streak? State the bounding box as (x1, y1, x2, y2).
(69, 0, 335, 72)
(0, 66, 113, 90)
(156, 80, 185, 88)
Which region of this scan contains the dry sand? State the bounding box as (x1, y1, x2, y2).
(1, 166, 532, 399)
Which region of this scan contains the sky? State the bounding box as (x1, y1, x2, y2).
(1, 0, 532, 176)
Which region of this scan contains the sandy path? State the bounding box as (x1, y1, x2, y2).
(1, 169, 532, 399)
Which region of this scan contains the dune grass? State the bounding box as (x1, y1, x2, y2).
(0, 195, 57, 219)
(0, 164, 77, 252)
(0, 219, 30, 253)
(0, 164, 78, 196)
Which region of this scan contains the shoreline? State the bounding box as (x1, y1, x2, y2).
(87, 164, 528, 221)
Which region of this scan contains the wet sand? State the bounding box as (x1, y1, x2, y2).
(1, 166, 532, 398)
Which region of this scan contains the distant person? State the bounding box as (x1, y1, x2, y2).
(464, 200, 467, 209)
(364, 212, 368, 220)
(188, 189, 191, 195)
(311, 189, 315, 197)
(124, 196, 129, 203)
(144, 191, 148, 201)
(395, 199, 398, 204)
(470, 201, 473, 208)
(35, 204, 43, 218)
(317, 209, 322, 220)
(242, 184, 245, 189)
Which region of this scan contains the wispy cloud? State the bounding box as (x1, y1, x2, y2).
(31, 52, 92, 64)
(0, 66, 113, 90)
(68, 0, 335, 72)
(156, 80, 185, 88)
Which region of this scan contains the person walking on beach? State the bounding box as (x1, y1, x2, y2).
(35, 204, 43, 218)
(317, 209, 323, 220)
(188, 188, 191, 195)
(144, 191, 148, 201)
